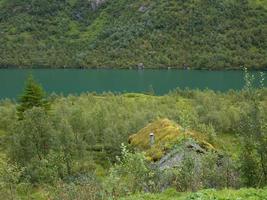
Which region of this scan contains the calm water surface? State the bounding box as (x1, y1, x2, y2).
(0, 69, 266, 99)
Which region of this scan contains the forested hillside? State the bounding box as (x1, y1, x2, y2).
(0, 0, 267, 69)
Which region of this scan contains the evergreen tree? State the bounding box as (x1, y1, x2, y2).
(17, 75, 49, 119)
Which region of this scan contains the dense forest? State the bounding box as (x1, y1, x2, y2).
(0, 71, 266, 199)
(0, 0, 267, 69)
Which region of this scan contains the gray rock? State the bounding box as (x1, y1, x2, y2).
(74, 12, 83, 21)
(137, 63, 144, 70)
(91, 0, 107, 11)
(156, 140, 206, 170)
(138, 5, 148, 13)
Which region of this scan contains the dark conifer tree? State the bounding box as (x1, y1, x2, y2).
(17, 74, 49, 119)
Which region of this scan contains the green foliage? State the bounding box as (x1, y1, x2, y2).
(0, 0, 267, 69)
(185, 188, 267, 200)
(8, 106, 91, 184)
(104, 144, 151, 198)
(53, 118, 77, 176)
(17, 75, 49, 119)
(120, 188, 267, 200)
(0, 100, 16, 132)
(49, 175, 106, 200)
(159, 150, 239, 193)
(0, 80, 267, 198)
(238, 68, 267, 187)
(0, 156, 23, 200)
(173, 151, 202, 192)
(10, 107, 54, 166)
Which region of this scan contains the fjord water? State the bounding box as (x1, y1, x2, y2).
(0, 69, 266, 99)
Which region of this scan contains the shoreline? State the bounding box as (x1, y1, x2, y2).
(0, 64, 267, 71)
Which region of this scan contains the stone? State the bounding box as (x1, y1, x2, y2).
(137, 63, 144, 70)
(138, 5, 148, 13)
(91, 0, 107, 11)
(157, 140, 206, 170)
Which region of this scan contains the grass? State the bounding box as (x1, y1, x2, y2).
(120, 188, 267, 200)
(250, 0, 267, 9)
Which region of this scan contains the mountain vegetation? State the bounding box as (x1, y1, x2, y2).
(120, 188, 267, 200)
(0, 71, 266, 199)
(0, 0, 267, 69)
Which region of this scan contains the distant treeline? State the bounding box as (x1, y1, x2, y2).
(0, 0, 266, 69)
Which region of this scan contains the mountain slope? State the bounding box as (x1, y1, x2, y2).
(0, 0, 267, 69)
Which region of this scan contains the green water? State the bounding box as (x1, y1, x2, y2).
(0, 69, 266, 99)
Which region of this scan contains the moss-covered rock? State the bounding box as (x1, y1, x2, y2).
(129, 119, 214, 161)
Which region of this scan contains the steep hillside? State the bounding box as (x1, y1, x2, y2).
(0, 0, 266, 69)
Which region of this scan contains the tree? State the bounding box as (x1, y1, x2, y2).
(238, 68, 267, 187)
(17, 74, 49, 119)
(8, 107, 59, 183)
(10, 107, 54, 165)
(104, 144, 150, 198)
(56, 118, 77, 176)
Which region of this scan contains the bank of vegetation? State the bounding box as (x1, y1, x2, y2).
(0, 70, 266, 199)
(0, 0, 267, 69)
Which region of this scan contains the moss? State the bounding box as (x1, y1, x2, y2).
(0, 129, 6, 137)
(129, 119, 214, 161)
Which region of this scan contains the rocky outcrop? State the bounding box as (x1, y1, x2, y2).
(157, 139, 206, 170)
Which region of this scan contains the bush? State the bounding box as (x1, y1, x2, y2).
(104, 144, 151, 198)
